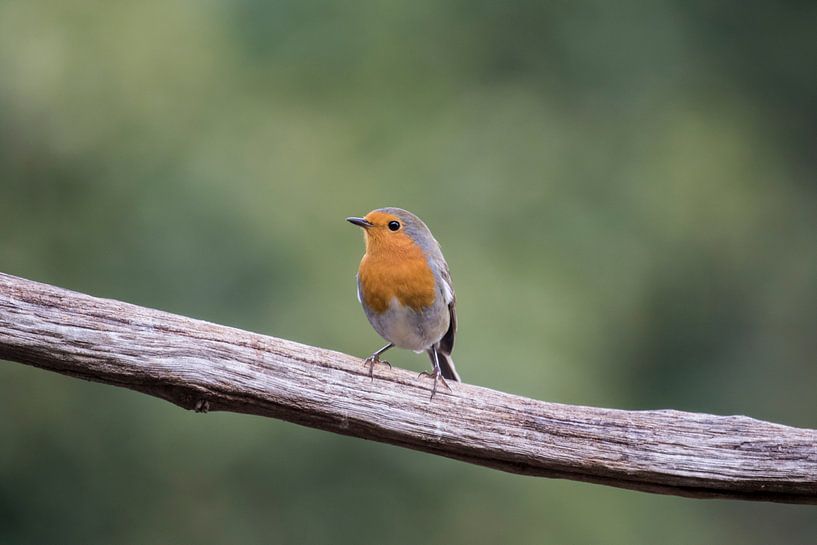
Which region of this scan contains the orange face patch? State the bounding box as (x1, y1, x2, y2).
(363, 210, 400, 227)
(357, 212, 436, 312)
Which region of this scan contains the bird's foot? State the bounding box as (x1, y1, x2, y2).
(418, 368, 452, 399)
(194, 399, 210, 413)
(363, 354, 392, 380)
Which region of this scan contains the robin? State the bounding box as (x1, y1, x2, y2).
(347, 207, 460, 396)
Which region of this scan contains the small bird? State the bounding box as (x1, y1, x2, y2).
(347, 207, 459, 396)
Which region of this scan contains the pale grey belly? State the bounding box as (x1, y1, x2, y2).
(364, 297, 449, 351)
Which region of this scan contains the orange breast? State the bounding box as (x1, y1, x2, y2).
(359, 249, 436, 313)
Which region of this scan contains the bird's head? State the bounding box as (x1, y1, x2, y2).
(347, 208, 433, 255)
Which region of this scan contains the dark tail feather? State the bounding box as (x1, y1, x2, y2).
(429, 348, 460, 382)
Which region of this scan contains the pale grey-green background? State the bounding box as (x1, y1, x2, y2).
(1, 2, 816, 543)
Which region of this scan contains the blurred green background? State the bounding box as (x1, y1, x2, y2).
(2, 1, 816, 543)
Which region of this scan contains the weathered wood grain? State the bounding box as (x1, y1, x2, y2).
(0, 272, 815, 503)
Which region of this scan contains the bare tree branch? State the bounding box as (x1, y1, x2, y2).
(0, 272, 815, 503)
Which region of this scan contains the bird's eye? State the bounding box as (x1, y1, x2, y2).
(388, 221, 401, 231)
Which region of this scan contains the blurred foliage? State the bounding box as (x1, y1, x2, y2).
(1, 1, 816, 544)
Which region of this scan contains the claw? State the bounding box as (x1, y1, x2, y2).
(418, 369, 452, 398)
(363, 354, 391, 380)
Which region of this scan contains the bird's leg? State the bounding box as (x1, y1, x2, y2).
(364, 342, 393, 379)
(419, 347, 452, 398)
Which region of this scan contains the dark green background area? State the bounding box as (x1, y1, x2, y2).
(1, 2, 816, 543)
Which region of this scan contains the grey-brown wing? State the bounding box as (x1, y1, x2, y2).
(439, 301, 456, 356)
(438, 257, 456, 356)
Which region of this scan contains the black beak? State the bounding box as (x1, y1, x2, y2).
(346, 217, 373, 228)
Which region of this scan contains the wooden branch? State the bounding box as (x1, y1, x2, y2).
(0, 272, 815, 504)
